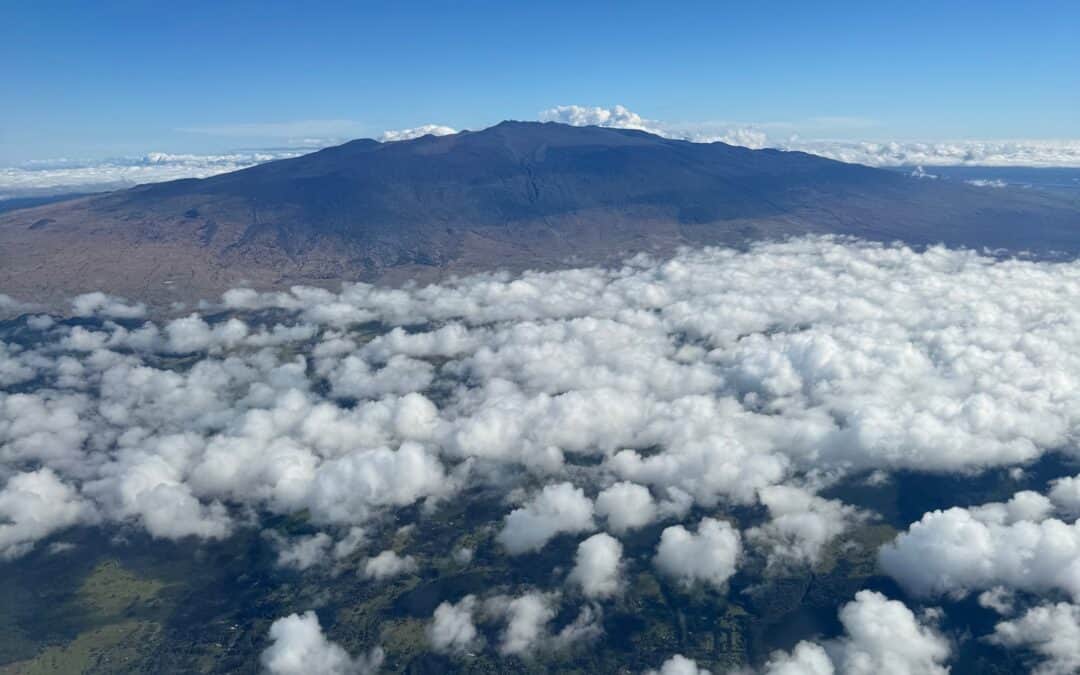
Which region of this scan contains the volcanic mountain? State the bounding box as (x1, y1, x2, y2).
(2, 121, 1079, 309)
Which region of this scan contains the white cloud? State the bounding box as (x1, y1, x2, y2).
(595, 481, 657, 534)
(0, 149, 308, 197)
(379, 125, 457, 142)
(261, 611, 383, 675)
(645, 654, 711, 675)
(793, 138, 1080, 168)
(880, 491, 1080, 600)
(486, 591, 557, 656)
(653, 517, 742, 589)
(1048, 474, 1080, 515)
(11, 234, 1080, 670)
(992, 602, 1080, 675)
(568, 533, 622, 599)
(762, 642, 835, 675)
(765, 591, 950, 675)
(497, 482, 595, 555)
(0, 468, 94, 559)
(539, 104, 768, 148)
(428, 595, 481, 653)
(540, 104, 1080, 166)
(362, 549, 418, 580)
(274, 532, 333, 570)
(747, 486, 861, 569)
(71, 292, 146, 319)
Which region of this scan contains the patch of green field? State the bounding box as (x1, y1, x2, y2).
(77, 560, 168, 619)
(0, 560, 172, 674)
(0, 621, 158, 675)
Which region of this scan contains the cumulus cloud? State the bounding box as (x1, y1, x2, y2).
(71, 292, 147, 319)
(0, 468, 94, 559)
(654, 517, 742, 589)
(11, 236, 1080, 570)
(594, 481, 657, 534)
(645, 654, 711, 675)
(568, 533, 622, 599)
(428, 595, 481, 653)
(539, 104, 768, 148)
(486, 592, 557, 656)
(274, 532, 333, 570)
(497, 482, 594, 555)
(765, 591, 950, 675)
(1048, 474, 1080, 515)
(747, 486, 861, 569)
(362, 549, 418, 580)
(261, 611, 383, 675)
(10, 235, 1080, 669)
(880, 491, 1080, 600)
(991, 602, 1080, 675)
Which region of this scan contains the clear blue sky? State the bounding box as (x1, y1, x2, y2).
(2, 1, 1078, 163)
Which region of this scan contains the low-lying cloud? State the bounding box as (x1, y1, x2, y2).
(5, 235, 1080, 669)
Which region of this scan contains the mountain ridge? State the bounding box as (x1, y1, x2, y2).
(2, 121, 1078, 311)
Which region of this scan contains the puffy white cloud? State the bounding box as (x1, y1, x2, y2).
(880, 492, 1080, 600)
(497, 482, 595, 555)
(991, 602, 1080, 675)
(654, 517, 742, 589)
(568, 533, 622, 599)
(307, 443, 449, 525)
(595, 481, 657, 534)
(765, 591, 949, 675)
(12, 234, 1080, 674)
(538, 105, 768, 149)
(0, 468, 94, 559)
(645, 654, 711, 675)
(747, 486, 861, 568)
(261, 610, 383, 675)
(327, 354, 434, 400)
(762, 641, 834, 675)
(428, 595, 481, 653)
(1048, 475, 1080, 515)
(274, 533, 333, 570)
(481, 591, 599, 656)
(363, 549, 418, 580)
(540, 105, 653, 132)
(978, 586, 1016, 615)
(830, 591, 950, 675)
(379, 125, 457, 142)
(71, 292, 146, 319)
(486, 592, 557, 656)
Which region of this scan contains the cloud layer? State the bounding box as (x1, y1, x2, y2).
(6, 235, 1080, 669)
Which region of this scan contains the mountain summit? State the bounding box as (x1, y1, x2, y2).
(2, 121, 1078, 308)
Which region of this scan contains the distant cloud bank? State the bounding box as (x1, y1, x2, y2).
(0, 150, 306, 199)
(541, 104, 1080, 168)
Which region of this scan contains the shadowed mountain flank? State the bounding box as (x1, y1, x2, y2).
(2, 121, 1078, 308)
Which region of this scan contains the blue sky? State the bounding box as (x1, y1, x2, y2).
(2, 1, 1079, 164)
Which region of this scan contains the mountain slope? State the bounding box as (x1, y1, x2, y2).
(2, 121, 1079, 309)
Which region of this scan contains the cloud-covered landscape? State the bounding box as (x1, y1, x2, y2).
(4, 236, 1080, 671)
(4, 3, 1079, 672)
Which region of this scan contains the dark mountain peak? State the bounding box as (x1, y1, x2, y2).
(1, 121, 1077, 310)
